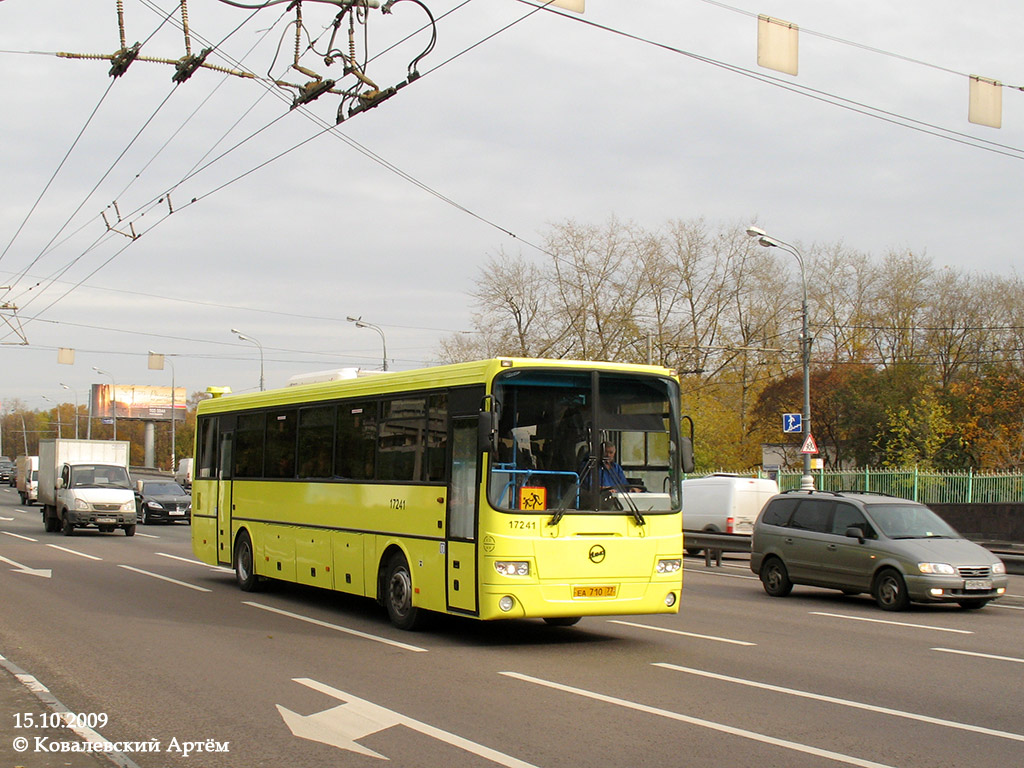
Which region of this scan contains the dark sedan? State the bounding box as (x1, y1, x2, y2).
(135, 480, 191, 524)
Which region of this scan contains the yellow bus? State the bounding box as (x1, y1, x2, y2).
(191, 358, 690, 629)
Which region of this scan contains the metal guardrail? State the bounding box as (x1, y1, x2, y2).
(682, 530, 1024, 575)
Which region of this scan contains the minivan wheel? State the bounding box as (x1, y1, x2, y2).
(760, 557, 793, 597)
(872, 568, 910, 611)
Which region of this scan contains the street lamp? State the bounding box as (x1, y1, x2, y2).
(60, 383, 79, 439)
(746, 225, 814, 491)
(91, 367, 117, 440)
(346, 316, 388, 371)
(231, 328, 265, 391)
(41, 396, 61, 438)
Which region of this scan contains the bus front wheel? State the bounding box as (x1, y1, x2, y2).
(384, 554, 423, 631)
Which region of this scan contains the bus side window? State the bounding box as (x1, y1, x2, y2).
(265, 410, 297, 479)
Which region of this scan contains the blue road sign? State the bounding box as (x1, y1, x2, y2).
(782, 413, 802, 433)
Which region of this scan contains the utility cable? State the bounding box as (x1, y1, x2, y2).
(519, 1, 1024, 161)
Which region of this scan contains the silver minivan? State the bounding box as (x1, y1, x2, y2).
(751, 491, 1008, 610)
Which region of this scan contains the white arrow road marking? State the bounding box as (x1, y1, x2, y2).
(279, 678, 539, 767)
(0, 553, 52, 578)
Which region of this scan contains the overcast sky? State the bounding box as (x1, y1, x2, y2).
(1, 0, 1022, 412)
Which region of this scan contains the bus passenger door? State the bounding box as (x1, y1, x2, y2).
(446, 417, 478, 614)
(216, 431, 234, 566)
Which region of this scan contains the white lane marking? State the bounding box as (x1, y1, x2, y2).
(502, 671, 896, 768)
(2, 531, 37, 542)
(0, 654, 144, 768)
(280, 677, 538, 766)
(117, 564, 211, 592)
(134, 532, 159, 539)
(46, 544, 102, 561)
(683, 567, 758, 580)
(244, 601, 427, 653)
(932, 647, 1024, 664)
(0, 553, 51, 578)
(0, 515, 14, 521)
(810, 611, 973, 634)
(655, 663, 1024, 743)
(608, 619, 756, 646)
(989, 602, 1024, 611)
(156, 552, 233, 572)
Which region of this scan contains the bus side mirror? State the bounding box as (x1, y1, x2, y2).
(478, 411, 498, 455)
(680, 436, 695, 474)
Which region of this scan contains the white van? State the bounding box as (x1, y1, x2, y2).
(174, 458, 193, 489)
(682, 473, 779, 543)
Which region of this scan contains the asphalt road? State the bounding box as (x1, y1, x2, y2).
(1, 486, 1022, 768)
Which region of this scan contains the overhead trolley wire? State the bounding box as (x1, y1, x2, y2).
(2, 0, 580, 345)
(519, 1, 1024, 161)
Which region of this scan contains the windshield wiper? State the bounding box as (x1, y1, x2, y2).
(611, 483, 646, 527)
(549, 456, 594, 526)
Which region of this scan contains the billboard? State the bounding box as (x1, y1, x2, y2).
(90, 384, 187, 422)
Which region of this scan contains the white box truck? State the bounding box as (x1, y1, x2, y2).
(38, 439, 137, 536)
(682, 473, 778, 554)
(15, 455, 39, 505)
(174, 457, 193, 489)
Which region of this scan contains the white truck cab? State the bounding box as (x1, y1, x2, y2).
(39, 440, 137, 536)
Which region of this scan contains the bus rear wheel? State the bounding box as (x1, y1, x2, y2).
(384, 554, 423, 631)
(234, 531, 262, 592)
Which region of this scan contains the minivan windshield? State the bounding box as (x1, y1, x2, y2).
(868, 503, 960, 539)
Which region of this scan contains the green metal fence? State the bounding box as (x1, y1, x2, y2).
(688, 468, 1024, 504)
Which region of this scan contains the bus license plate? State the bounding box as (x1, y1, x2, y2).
(572, 585, 617, 598)
(964, 579, 992, 591)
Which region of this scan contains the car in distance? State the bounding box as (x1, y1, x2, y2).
(750, 490, 1008, 611)
(0, 458, 14, 485)
(135, 480, 191, 524)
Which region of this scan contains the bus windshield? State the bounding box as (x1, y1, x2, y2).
(488, 369, 681, 514)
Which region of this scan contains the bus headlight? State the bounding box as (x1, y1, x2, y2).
(656, 558, 681, 574)
(494, 561, 530, 576)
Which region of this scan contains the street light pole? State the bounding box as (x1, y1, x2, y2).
(59, 383, 79, 439)
(746, 225, 814, 491)
(231, 329, 265, 391)
(92, 367, 118, 440)
(346, 316, 388, 371)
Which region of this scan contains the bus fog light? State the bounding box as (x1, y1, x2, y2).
(664, 592, 677, 607)
(499, 596, 515, 612)
(495, 561, 530, 576)
(656, 558, 681, 574)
